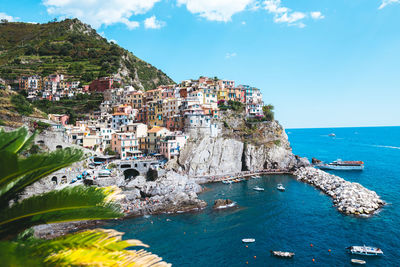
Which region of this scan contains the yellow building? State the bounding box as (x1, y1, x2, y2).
(146, 100, 163, 127)
(217, 88, 228, 101)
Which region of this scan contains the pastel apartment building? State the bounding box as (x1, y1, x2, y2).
(111, 132, 142, 159)
(160, 133, 188, 160)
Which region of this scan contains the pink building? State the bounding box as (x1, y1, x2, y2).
(48, 114, 69, 126)
(111, 132, 141, 160)
(160, 133, 188, 160)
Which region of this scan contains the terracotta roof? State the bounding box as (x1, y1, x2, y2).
(148, 126, 166, 133)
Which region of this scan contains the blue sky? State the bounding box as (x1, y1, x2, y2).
(1, 0, 400, 128)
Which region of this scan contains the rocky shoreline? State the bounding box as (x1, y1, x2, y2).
(294, 167, 385, 216)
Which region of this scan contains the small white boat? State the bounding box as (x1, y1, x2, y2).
(242, 238, 255, 243)
(253, 186, 264, 191)
(328, 133, 336, 137)
(347, 245, 383, 256)
(271, 250, 295, 258)
(277, 184, 285, 191)
(351, 259, 366, 265)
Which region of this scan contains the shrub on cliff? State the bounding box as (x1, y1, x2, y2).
(11, 94, 33, 116)
(0, 127, 169, 266)
(263, 104, 275, 121)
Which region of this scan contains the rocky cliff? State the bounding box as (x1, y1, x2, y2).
(174, 110, 307, 177)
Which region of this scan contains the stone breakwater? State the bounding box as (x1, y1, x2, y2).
(294, 167, 385, 215)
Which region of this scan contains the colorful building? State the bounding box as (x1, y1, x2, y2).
(111, 132, 141, 160)
(160, 133, 188, 160)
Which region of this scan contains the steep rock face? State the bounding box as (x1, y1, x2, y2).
(176, 115, 303, 176)
(241, 120, 297, 171)
(244, 144, 297, 171)
(178, 137, 244, 176)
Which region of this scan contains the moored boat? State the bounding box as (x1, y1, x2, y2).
(346, 246, 383, 256)
(277, 184, 285, 191)
(351, 259, 366, 265)
(242, 238, 255, 243)
(270, 250, 295, 258)
(253, 186, 264, 191)
(317, 159, 364, 171)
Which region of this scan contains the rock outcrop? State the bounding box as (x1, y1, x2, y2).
(294, 167, 385, 215)
(213, 199, 235, 209)
(175, 112, 306, 177)
(177, 137, 244, 176)
(120, 171, 207, 215)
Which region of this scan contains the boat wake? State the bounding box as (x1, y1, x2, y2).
(371, 145, 400, 150)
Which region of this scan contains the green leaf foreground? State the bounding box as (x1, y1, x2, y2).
(0, 148, 85, 205)
(0, 186, 123, 237)
(0, 127, 170, 266)
(0, 229, 171, 267)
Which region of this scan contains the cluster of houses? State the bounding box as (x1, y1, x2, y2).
(28, 76, 265, 161)
(18, 74, 86, 101)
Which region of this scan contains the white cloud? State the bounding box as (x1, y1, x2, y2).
(274, 11, 306, 24)
(310, 11, 324, 20)
(144, 15, 166, 29)
(0, 12, 17, 22)
(379, 0, 400, 9)
(43, 0, 160, 29)
(225, 52, 237, 59)
(263, 0, 323, 27)
(177, 0, 255, 22)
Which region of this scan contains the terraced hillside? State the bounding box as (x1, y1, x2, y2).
(0, 19, 174, 90)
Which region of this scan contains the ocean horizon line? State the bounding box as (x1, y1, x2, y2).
(286, 125, 400, 130)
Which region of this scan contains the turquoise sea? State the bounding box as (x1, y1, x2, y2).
(106, 126, 400, 266)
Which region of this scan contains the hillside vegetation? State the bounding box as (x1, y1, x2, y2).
(0, 88, 45, 126)
(0, 19, 174, 90)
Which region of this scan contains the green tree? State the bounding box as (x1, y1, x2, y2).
(104, 146, 117, 156)
(0, 128, 169, 266)
(262, 104, 275, 121)
(25, 45, 36, 55)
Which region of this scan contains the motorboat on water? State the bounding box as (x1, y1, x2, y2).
(253, 186, 264, 191)
(328, 133, 336, 137)
(346, 246, 383, 256)
(242, 238, 255, 243)
(270, 251, 295, 258)
(277, 184, 285, 191)
(317, 159, 364, 171)
(351, 259, 366, 265)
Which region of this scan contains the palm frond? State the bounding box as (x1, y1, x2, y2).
(0, 229, 171, 267)
(0, 148, 85, 203)
(39, 229, 147, 252)
(0, 241, 43, 266)
(0, 186, 123, 237)
(42, 229, 171, 267)
(0, 127, 34, 154)
(45, 248, 171, 267)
